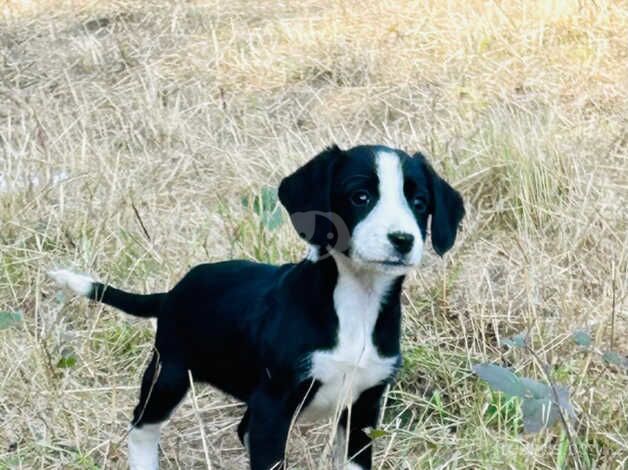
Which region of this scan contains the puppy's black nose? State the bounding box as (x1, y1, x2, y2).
(388, 231, 414, 255)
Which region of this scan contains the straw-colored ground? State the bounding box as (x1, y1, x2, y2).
(1, 0, 626, 468)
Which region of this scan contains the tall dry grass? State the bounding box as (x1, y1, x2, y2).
(1, 0, 626, 468)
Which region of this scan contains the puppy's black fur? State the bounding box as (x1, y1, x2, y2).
(67, 145, 464, 469)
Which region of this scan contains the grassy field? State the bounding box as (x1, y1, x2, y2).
(1, 0, 627, 468)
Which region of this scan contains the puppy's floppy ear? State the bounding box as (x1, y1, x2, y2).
(415, 152, 465, 256)
(278, 145, 342, 247)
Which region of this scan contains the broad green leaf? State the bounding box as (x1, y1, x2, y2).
(572, 330, 592, 347)
(522, 383, 574, 433)
(522, 397, 559, 433)
(250, 187, 278, 215)
(242, 187, 284, 230)
(474, 364, 575, 434)
(261, 207, 283, 231)
(472, 363, 526, 397)
(259, 187, 278, 213)
(554, 385, 576, 418)
(519, 377, 550, 400)
(520, 379, 574, 417)
(0, 311, 23, 330)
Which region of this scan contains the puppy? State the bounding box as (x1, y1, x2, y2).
(49, 145, 464, 470)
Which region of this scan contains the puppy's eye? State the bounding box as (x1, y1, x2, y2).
(412, 196, 427, 213)
(350, 189, 371, 207)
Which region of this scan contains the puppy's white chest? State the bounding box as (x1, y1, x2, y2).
(303, 268, 398, 419)
(305, 340, 397, 419)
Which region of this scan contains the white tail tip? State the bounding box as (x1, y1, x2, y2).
(48, 269, 94, 296)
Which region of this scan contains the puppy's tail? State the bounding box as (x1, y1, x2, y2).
(48, 269, 165, 318)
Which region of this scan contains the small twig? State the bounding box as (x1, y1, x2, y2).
(188, 370, 212, 470)
(131, 201, 152, 241)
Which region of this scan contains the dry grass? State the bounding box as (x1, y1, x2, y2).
(1, 0, 627, 468)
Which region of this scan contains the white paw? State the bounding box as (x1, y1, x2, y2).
(129, 424, 161, 470)
(346, 463, 365, 470)
(48, 269, 94, 296)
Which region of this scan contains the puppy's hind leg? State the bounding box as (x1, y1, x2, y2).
(129, 354, 189, 470)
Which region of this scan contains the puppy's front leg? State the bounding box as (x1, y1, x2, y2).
(246, 380, 316, 470)
(246, 387, 293, 470)
(337, 385, 387, 470)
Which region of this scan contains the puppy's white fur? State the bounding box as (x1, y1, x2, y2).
(304, 253, 398, 419)
(48, 269, 94, 296)
(128, 423, 161, 470)
(346, 463, 365, 470)
(305, 244, 320, 262)
(351, 150, 423, 274)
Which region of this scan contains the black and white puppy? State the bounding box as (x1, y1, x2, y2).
(49, 145, 464, 470)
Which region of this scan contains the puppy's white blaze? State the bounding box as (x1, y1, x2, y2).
(351, 150, 423, 270)
(48, 269, 94, 296)
(128, 423, 161, 470)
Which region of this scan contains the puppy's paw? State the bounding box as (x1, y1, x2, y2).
(48, 269, 94, 296)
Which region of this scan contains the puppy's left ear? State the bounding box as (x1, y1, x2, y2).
(278, 145, 343, 247)
(416, 154, 465, 256)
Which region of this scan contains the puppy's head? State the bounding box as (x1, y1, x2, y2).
(278, 145, 464, 274)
